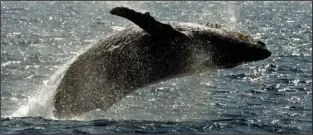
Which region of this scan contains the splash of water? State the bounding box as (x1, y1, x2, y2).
(223, 1, 242, 31)
(10, 52, 83, 119)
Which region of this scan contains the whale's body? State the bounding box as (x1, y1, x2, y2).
(53, 7, 271, 118)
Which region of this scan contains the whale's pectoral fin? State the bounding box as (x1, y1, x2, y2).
(110, 7, 185, 38)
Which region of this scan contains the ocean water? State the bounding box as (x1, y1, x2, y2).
(1, 1, 312, 134)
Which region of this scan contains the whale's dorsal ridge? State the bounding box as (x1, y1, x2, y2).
(110, 7, 185, 38)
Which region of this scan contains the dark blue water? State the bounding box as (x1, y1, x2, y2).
(1, 1, 312, 134)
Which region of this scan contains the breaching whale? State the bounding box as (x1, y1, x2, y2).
(53, 7, 271, 118)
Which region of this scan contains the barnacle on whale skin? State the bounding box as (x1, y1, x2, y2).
(205, 23, 222, 29)
(201, 22, 250, 41)
(234, 31, 250, 41)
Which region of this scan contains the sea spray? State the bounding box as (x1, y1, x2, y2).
(11, 51, 85, 119)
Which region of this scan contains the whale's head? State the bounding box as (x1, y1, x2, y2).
(173, 23, 271, 69)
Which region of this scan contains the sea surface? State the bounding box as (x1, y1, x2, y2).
(1, 1, 312, 134)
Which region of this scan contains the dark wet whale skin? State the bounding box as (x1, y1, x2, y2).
(53, 7, 271, 118)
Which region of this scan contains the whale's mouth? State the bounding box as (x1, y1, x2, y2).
(245, 46, 271, 62)
(238, 38, 271, 62)
(220, 47, 271, 68)
(260, 48, 272, 60)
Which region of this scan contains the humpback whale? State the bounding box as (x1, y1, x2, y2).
(53, 7, 271, 118)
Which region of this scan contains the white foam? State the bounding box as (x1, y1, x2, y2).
(10, 51, 85, 119)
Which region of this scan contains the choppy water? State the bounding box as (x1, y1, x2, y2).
(1, 1, 312, 134)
